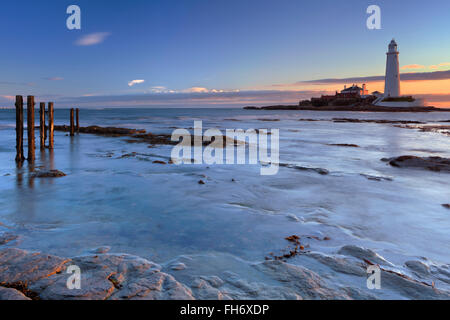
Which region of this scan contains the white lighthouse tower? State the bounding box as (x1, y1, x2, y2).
(384, 39, 401, 97)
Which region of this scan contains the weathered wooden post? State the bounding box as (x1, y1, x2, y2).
(15, 96, 25, 163)
(39, 102, 45, 150)
(48, 102, 54, 149)
(27, 96, 35, 162)
(70, 108, 75, 136)
(76, 108, 80, 133)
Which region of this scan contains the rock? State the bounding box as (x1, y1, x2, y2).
(91, 246, 111, 254)
(254, 260, 348, 299)
(170, 262, 186, 271)
(405, 260, 430, 276)
(442, 204, 450, 209)
(338, 245, 391, 266)
(0, 248, 194, 300)
(0, 248, 70, 285)
(305, 252, 366, 276)
(31, 170, 66, 178)
(0, 286, 31, 300)
(327, 144, 359, 148)
(198, 180, 206, 185)
(385, 156, 450, 172)
(360, 173, 393, 182)
(279, 163, 329, 175)
(286, 214, 301, 222)
(379, 268, 450, 299)
(0, 232, 18, 246)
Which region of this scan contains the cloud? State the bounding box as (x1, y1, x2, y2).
(401, 64, 425, 70)
(296, 70, 450, 85)
(56, 89, 330, 108)
(128, 79, 145, 87)
(430, 62, 450, 70)
(75, 32, 111, 46)
(42, 77, 64, 81)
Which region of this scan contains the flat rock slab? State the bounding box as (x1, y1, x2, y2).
(31, 170, 66, 178)
(0, 232, 19, 245)
(384, 156, 450, 172)
(0, 248, 193, 300)
(0, 287, 30, 300)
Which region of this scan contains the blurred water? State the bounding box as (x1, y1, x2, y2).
(0, 108, 449, 289)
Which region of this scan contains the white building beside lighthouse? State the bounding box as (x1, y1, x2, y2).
(374, 39, 427, 107)
(384, 39, 401, 97)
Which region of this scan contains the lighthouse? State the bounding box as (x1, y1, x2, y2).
(384, 39, 401, 97)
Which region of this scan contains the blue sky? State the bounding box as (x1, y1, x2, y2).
(1, 0, 450, 107)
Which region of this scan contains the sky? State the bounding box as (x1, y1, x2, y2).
(1, 0, 449, 108)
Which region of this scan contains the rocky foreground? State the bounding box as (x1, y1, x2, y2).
(1, 231, 450, 300)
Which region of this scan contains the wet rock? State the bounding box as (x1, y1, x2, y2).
(31, 170, 66, 178)
(0, 286, 31, 300)
(332, 118, 424, 124)
(198, 180, 206, 185)
(170, 262, 186, 271)
(0, 232, 19, 246)
(442, 204, 450, 209)
(254, 260, 348, 299)
(360, 173, 393, 182)
(395, 124, 450, 136)
(405, 260, 430, 276)
(305, 252, 366, 276)
(385, 156, 450, 172)
(31, 253, 193, 300)
(327, 143, 359, 148)
(0, 248, 194, 300)
(380, 268, 450, 299)
(91, 246, 111, 254)
(338, 245, 390, 266)
(55, 125, 146, 136)
(0, 248, 70, 285)
(279, 163, 329, 175)
(286, 214, 301, 222)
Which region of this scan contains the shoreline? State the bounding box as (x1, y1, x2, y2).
(244, 105, 448, 112)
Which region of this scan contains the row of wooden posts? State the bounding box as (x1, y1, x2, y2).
(15, 95, 79, 163)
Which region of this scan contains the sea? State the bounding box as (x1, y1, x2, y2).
(0, 108, 449, 299)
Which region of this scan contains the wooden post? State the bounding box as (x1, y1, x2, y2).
(76, 108, 80, 133)
(48, 102, 54, 149)
(39, 102, 45, 150)
(70, 108, 75, 136)
(15, 96, 25, 163)
(27, 96, 35, 162)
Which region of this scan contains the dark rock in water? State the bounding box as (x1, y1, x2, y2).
(442, 204, 450, 209)
(385, 156, 450, 172)
(31, 170, 66, 178)
(327, 143, 359, 148)
(198, 180, 206, 185)
(332, 118, 424, 124)
(0, 232, 18, 246)
(360, 174, 393, 182)
(55, 125, 146, 136)
(0, 287, 31, 300)
(278, 162, 329, 175)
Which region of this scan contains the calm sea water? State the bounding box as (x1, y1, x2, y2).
(0, 108, 449, 296)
